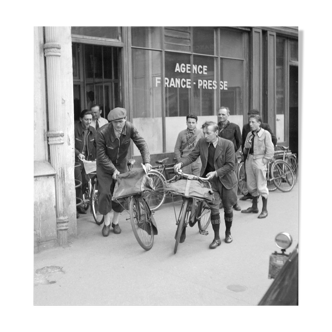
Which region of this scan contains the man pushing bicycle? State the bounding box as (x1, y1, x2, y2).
(174, 121, 237, 249)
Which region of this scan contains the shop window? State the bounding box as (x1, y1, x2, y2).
(192, 55, 217, 115)
(164, 52, 191, 117)
(220, 28, 244, 59)
(131, 27, 161, 49)
(220, 58, 244, 116)
(165, 27, 191, 52)
(193, 27, 216, 55)
(132, 49, 163, 155)
(71, 27, 121, 40)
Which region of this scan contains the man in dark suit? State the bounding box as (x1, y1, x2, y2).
(174, 121, 237, 249)
(240, 109, 277, 201)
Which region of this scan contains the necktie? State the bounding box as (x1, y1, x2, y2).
(96, 120, 99, 130)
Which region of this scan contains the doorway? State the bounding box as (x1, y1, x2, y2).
(289, 65, 298, 156)
(72, 43, 122, 121)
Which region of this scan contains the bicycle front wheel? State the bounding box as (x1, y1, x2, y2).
(174, 199, 190, 254)
(129, 196, 154, 251)
(90, 181, 104, 225)
(287, 154, 298, 182)
(271, 160, 295, 192)
(145, 170, 166, 211)
(197, 201, 211, 232)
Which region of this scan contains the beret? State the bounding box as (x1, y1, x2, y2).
(107, 107, 127, 121)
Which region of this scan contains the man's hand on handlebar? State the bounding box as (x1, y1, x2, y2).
(206, 171, 217, 180)
(112, 169, 120, 180)
(174, 163, 182, 173)
(144, 163, 152, 172)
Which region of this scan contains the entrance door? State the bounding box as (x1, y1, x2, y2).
(72, 43, 122, 121)
(289, 65, 298, 156)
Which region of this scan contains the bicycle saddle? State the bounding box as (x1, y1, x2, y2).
(156, 157, 169, 165)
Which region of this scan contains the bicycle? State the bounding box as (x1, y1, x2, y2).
(144, 157, 176, 211)
(112, 159, 157, 251)
(237, 152, 295, 193)
(166, 170, 213, 254)
(274, 145, 298, 181)
(75, 162, 97, 218)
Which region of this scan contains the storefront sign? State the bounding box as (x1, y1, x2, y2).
(155, 62, 228, 90)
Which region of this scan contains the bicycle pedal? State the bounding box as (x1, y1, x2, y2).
(199, 230, 209, 236)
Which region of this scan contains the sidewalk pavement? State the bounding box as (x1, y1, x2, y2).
(34, 183, 299, 306)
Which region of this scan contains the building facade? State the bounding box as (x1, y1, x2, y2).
(34, 26, 298, 251)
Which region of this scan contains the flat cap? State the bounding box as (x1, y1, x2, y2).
(107, 107, 127, 121)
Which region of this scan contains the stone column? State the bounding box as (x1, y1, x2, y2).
(44, 27, 69, 246)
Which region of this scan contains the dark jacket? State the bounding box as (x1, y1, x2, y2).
(74, 121, 97, 161)
(96, 121, 150, 176)
(218, 121, 242, 151)
(181, 137, 237, 190)
(241, 122, 277, 151)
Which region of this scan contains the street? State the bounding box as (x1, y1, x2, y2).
(34, 183, 298, 306)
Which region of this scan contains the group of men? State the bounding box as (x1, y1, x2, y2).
(75, 103, 276, 250)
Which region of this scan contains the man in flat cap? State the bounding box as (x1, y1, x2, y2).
(96, 107, 152, 237)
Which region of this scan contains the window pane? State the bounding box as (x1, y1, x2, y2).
(220, 29, 244, 59)
(164, 52, 191, 117)
(132, 49, 162, 155)
(193, 27, 216, 55)
(220, 59, 244, 115)
(103, 47, 113, 79)
(165, 27, 191, 52)
(72, 43, 80, 79)
(131, 27, 161, 49)
(72, 27, 121, 40)
(85, 44, 94, 80)
(276, 37, 286, 142)
(192, 55, 217, 115)
(290, 40, 298, 61)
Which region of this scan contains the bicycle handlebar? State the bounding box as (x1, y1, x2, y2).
(175, 169, 210, 183)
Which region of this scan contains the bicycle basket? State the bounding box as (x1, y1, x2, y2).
(112, 168, 155, 200)
(165, 179, 214, 202)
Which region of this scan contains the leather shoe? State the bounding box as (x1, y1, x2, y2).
(102, 223, 111, 237)
(225, 233, 233, 243)
(112, 223, 121, 234)
(77, 206, 87, 214)
(241, 207, 259, 214)
(233, 203, 241, 211)
(180, 227, 186, 243)
(240, 194, 253, 201)
(209, 239, 221, 249)
(258, 210, 268, 219)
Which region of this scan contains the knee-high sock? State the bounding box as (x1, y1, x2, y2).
(224, 210, 233, 235)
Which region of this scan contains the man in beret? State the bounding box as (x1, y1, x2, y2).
(96, 107, 152, 237)
(240, 109, 277, 201)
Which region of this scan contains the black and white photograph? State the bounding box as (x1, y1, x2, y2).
(33, 24, 299, 306)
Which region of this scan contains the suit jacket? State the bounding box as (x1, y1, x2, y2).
(181, 137, 237, 190)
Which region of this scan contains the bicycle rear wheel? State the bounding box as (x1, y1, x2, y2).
(267, 163, 277, 192)
(237, 162, 247, 195)
(174, 199, 189, 255)
(145, 170, 166, 211)
(129, 196, 154, 251)
(90, 180, 104, 225)
(271, 160, 295, 192)
(197, 201, 211, 232)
